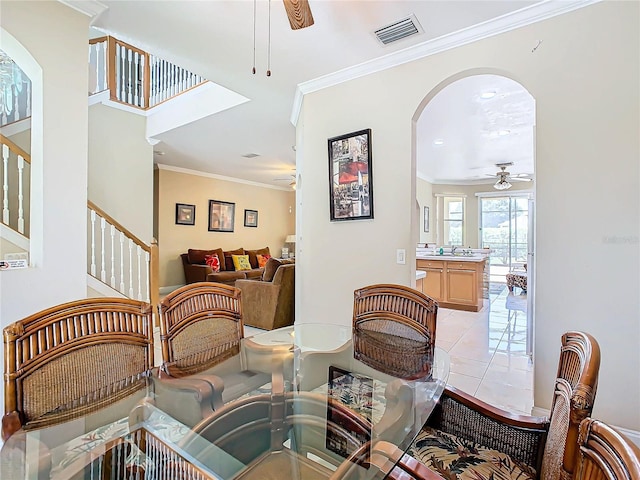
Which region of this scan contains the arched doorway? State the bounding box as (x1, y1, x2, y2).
(413, 71, 536, 415)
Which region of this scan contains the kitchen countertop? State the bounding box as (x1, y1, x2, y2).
(416, 254, 485, 262)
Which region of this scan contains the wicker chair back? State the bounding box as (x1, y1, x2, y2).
(158, 282, 243, 377)
(353, 284, 437, 379)
(2, 298, 153, 440)
(541, 331, 601, 480)
(574, 418, 640, 480)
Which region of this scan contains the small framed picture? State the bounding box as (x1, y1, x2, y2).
(175, 203, 195, 225)
(208, 200, 235, 232)
(424, 206, 429, 233)
(244, 209, 258, 228)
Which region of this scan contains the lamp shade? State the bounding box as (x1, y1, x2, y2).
(285, 235, 296, 243)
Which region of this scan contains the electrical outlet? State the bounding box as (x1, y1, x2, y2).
(396, 249, 406, 264)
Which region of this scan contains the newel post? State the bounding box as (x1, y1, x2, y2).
(107, 36, 117, 101)
(150, 238, 160, 326)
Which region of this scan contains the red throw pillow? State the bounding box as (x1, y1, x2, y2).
(204, 254, 221, 272)
(257, 254, 271, 268)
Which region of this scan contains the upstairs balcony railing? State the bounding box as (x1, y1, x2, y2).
(88, 36, 207, 110)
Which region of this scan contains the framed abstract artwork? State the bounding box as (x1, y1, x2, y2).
(328, 129, 373, 221)
(208, 200, 235, 232)
(175, 203, 195, 225)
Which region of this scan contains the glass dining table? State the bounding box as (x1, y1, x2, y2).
(1, 323, 449, 480)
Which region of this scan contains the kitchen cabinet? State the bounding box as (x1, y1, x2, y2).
(416, 257, 485, 311)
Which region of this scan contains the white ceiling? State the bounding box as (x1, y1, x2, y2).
(89, 1, 548, 188)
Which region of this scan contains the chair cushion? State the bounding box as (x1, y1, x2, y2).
(408, 426, 536, 480)
(232, 254, 252, 271)
(262, 257, 282, 282)
(245, 247, 271, 269)
(223, 248, 245, 271)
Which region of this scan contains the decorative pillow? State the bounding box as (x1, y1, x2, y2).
(223, 248, 245, 271)
(188, 248, 224, 268)
(204, 254, 221, 272)
(245, 247, 271, 269)
(262, 257, 282, 282)
(256, 254, 271, 268)
(232, 254, 252, 271)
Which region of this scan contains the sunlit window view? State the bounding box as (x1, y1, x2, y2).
(443, 196, 463, 245)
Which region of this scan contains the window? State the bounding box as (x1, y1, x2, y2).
(443, 196, 464, 246)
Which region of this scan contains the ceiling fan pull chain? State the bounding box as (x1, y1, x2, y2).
(252, 0, 257, 74)
(267, 0, 272, 76)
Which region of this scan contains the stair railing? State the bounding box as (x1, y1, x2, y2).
(0, 133, 30, 237)
(89, 36, 206, 111)
(87, 200, 159, 309)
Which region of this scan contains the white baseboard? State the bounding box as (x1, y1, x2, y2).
(531, 406, 640, 448)
(159, 284, 184, 296)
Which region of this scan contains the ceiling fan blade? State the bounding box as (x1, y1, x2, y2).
(510, 177, 532, 182)
(283, 0, 314, 30)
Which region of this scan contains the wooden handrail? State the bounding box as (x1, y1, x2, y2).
(0, 134, 31, 164)
(89, 36, 108, 45)
(87, 200, 150, 253)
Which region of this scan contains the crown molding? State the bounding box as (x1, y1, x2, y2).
(58, 0, 108, 20)
(290, 0, 600, 126)
(156, 164, 293, 191)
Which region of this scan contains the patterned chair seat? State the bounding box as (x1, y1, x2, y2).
(408, 426, 536, 480)
(506, 272, 527, 293)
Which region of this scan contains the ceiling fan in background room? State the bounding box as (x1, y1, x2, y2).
(490, 162, 532, 190)
(274, 174, 297, 189)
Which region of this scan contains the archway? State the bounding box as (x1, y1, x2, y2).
(412, 70, 537, 414)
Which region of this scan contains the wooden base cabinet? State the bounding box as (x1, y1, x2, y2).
(417, 258, 485, 312)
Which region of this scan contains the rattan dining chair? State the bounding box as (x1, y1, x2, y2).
(352, 284, 438, 379)
(574, 418, 640, 480)
(403, 331, 601, 480)
(2, 297, 154, 442)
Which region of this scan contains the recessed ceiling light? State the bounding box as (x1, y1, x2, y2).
(480, 91, 496, 99)
(433, 139, 444, 146)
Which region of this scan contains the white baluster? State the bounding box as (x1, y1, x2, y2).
(145, 249, 150, 303)
(110, 225, 116, 288)
(2, 144, 8, 225)
(90, 210, 96, 276)
(133, 51, 139, 106)
(140, 53, 146, 108)
(137, 245, 142, 301)
(181, 68, 186, 93)
(120, 45, 127, 101)
(17, 155, 24, 234)
(26, 81, 31, 117)
(120, 232, 125, 293)
(115, 45, 122, 101)
(127, 48, 133, 105)
(100, 218, 106, 282)
(150, 56, 157, 106)
(160, 59, 165, 102)
(128, 240, 134, 298)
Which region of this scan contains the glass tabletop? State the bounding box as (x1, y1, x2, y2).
(1, 323, 450, 480)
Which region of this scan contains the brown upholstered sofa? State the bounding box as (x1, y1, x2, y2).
(181, 247, 270, 286)
(235, 259, 295, 330)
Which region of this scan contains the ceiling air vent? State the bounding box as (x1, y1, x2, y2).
(241, 153, 260, 158)
(374, 14, 424, 46)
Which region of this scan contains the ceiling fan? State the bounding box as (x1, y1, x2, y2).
(488, 162, 532, 190)
(274, 174, 297, 189)
(282, 0, 314, 30)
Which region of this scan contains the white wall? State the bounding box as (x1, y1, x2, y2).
(298, 2, 639, 430)
(0, 2, 90, 408)
(88, 103, 153, 242)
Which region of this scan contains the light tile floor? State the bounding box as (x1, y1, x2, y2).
(439, 284, 533, 415)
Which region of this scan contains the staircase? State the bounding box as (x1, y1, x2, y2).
(1, 36, 205, 307)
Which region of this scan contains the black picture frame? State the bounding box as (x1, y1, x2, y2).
(424, 206, 430, 233)
(328, 129, 373, 221)
(175, 203, 195, 225)
(244, 209, 258, 227)
(208, 200, 235, 232)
